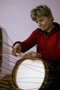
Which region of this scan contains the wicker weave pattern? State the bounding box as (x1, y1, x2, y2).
(0, 74, 15, 90)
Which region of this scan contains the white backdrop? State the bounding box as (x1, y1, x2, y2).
(0, 0, 60, 77)
(0, 0, 60, 43)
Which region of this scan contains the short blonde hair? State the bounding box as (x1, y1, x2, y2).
(30, 5, 54, 21)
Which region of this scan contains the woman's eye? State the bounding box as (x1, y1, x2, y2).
(39, 19, 44, 22)
(35, 19, 44, 23)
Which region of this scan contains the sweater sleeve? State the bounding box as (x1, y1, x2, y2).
(20, 29, 38, 52)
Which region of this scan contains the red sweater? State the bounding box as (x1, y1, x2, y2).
(20, 22, 60, 61)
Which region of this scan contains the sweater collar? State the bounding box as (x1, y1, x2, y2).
(37, 22, 60, 34)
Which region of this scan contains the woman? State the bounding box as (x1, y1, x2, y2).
(12, 5, 60, 90)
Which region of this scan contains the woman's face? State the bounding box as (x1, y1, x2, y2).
(36, 16, 52, 31)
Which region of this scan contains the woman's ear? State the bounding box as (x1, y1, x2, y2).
(49, 15, 53, 22)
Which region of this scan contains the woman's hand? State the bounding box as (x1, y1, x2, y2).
(23, 51, 41, 60)
(12, 43, 21, 56)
